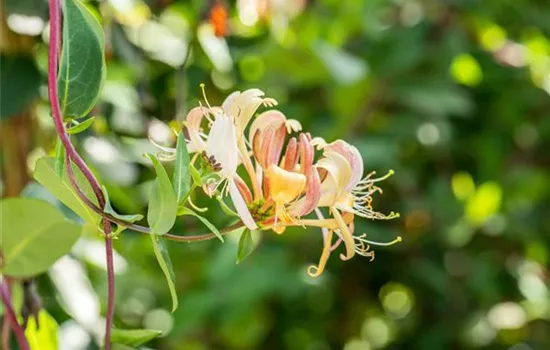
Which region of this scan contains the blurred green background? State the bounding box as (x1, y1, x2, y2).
(1, 0, 550, 349)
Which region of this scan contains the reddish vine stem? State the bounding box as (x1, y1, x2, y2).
(0, 280, 29, 350)
(48, 0, 114, 348)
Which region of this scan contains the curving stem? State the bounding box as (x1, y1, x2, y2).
(0, 279, 30, 350)
(48, 0, 114, 348)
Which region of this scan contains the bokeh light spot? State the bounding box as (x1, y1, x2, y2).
(361, 317, 392, 348)
(478, 23, 507, 52)
(487, 302, 527, 330)
(143, 308, 174, 336)
(239, 55, 266, 82)
(379, 282, 414, 319)
(451, 172, 475, 201)
(450, 54, 483, 87)
(465, 182, 502, 226)
(416, 122, 440, 146)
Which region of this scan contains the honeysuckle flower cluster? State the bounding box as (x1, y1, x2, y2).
(154, 87, 401, 277)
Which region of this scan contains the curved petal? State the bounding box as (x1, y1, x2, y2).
(316, 150, 352, 205)
(331, 208, 355, 261)
(206, 115, 238, 177)
(184, 107, 209, 152)
(307, 228, 333, 277)
(282, 137, 299, 171)
(325, 140, 363, 190)
(290, 167, 321, 216)
(248, 110, 287, 142)
(229, 180, 258, 229)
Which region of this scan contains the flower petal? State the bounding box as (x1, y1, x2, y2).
(325, 140, 364, 190)
(184, 107, 209, 152)
(229, 179, 258, 229)
(206, 115, 238, 177)
(282, 137, 299, 171)
(307, 228, 334, 277)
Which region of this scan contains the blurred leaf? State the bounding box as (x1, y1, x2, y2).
(24, 310, 58, 349)
(0, 198, 81, 277)
(112, 328, 162, 346)
(179, 207, 224, 242)
(58, 0, 106, 118)
(150, 235, 178, 312)
(312, 40, 368, 86)
(67, 117, 96, 134)
(146, 154, 177, 235)
(173, 132, 192, 206)
(33, 157, 100, 225)
(102, 186, 143, 223)
(0, 55, 41, 120)
(236, 229, 255, 264)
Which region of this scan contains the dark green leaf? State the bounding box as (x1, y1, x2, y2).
(178, 207, 224, 242)
(0, 55, 41, 120)
(0, 198, 82, 277)
(111, 328, 162, 346)
(150, 235, 178, 312)
(146, 154, 177, 235)
(173, 132, 192, 206)
(67, 117, 95, 134)
(33, 157, 100, 225)
(58, 0, 106, 118)
(236, 229, 255, 264)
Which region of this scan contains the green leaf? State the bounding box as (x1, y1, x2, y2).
(67, 117, 96, 134)
(178, 207, 224, 242)
(24, 310, 59, 350)
(173, 132, 192, 205)
(102, 186, 143, 223)
(189, 163, 203, 186)
(236, 229, 255, 264)
(0, 198, 82, 277)
(33, 157, 100, 225)
(150, 235, 178, 312)
(216, 196, 238, 217)
(54, 139, 65, 178)
(146, 154, 177, 235)
(112, 328, 162, 346)
(58, 0, 106, 119)
(0, 55, 41, 120)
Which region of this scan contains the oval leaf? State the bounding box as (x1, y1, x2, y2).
(173, 132, 192, 206)
(236, 229, 255, 264)
(67, 116, 96, 134)
(147, 154, 177, 235)
(0, 198, 82, 277)
(112, 328, 162, 346)
(150, 235, 178, 312)
(58, 0, 106, 118)
(33, 157, 100, 225)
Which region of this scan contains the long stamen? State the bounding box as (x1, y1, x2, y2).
(355, 235, 402, 246)
(200, 83, 213, 110)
